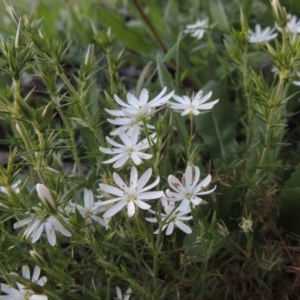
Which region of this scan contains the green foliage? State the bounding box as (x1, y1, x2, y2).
(0, 0, 300, 299)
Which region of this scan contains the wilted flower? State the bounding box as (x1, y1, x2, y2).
(169, 90, 218, 116)
(115, 286, 132, 300)
(248, 24, 278, 43)
(166, 165, 216, 212)
(99, 126, 155, 168)
(146, 197, 193, 235)
(98, 166, 163, 218)
(0, 265, 47, 300)
(184, 18, 209, 40)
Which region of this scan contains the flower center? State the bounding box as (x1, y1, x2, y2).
(125, 189, 137, 202)
(184, 192, 193, 200)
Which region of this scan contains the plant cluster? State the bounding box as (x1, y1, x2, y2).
(1, 0, 300, 299)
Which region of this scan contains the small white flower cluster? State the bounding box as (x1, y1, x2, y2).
(13, 183, 108, 247)
(183, 14, 300, 43)
(248, 14, 300, 44)
(96, 86, 218, 236)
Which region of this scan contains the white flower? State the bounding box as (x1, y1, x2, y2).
(184, 18, 209, 40)
(286, 15, 300, 34)
(239, 215, 253, 233)
(106, 87, 174, 133)
(99, 126, 155, 168)
(0, 179, 22, 194)
(115, 286, 132, 300)
(169, 90, 219, 116)
(146, 197, 193, 235)
(249, 24, 278, 43)
(0, 265, 47, 300)
(71, 188, 109, 231)
(166, 165, 216, 212)
(14, 214, 71, 246)
(293, 71, 300, 86)
(98, 166, 163, 218)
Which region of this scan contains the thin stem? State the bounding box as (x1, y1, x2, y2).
(132, 0, 169, 54)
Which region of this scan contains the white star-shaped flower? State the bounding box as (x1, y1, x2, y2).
(13, 214, 71, 246)
(146, 197, 193, 235)
(98, 166, 163, 218)
(99, 126, 155, 168)
(166, 165, 216, 212)
(106, 87, 174, 133)
(13, 184, 71, 246)
(249, 24, 278, 43)
(184, 18, 209, 40)
(286, 15, 300, 34)
(169, 90, 218, 116)
(0, 265, 47, 300)
(70, 188, 109, 231)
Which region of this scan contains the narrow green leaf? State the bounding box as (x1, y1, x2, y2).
(97, 9, 155, 53)
(194, 81, 238, 161)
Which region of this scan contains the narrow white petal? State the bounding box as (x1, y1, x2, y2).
(198, 100, 219, 110)
(131, 153, 143, 165)
(45, 222, 56, 246)
(137, 168, 152, 190)
(84, 189, 94, 208)
(113, 173, 128, 191)
(114, 94, 130, 108)
(185, 165, 193, 187)
(30, 222, 44, 243)
(175, 220, 192, 234)
(113, 155, 129, 168)
(105, 108, 125, 117)
(22, 265, 30, 280)
(139, 88, 149, 104)
(145, 217, 158, 223)
(178, 199, 191, 212)
(138, 191, 164, 200)
(168, 175, 184, 192)
(103, 200, 127, 218)
(53, 220, 71, 237)
(100, 183, 124, 197)
(197, 90, 212, 103)
(105, 136, 124, 148)
(31, 265, 41, 282)
(130, 166, 138, 186)
(13, 216, 34, 229)
(140, 177, 161, 193)
(134, 199, 151, 210)
(127, 201, 136, 217)
(166, 222, 174, 235)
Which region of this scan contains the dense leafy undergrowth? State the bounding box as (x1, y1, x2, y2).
(1, 0, 300, 299)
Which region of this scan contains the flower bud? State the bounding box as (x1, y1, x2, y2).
(36, 183, 57, 213)
(270, 0, 287, 28)
(29, 250, 47, 268)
